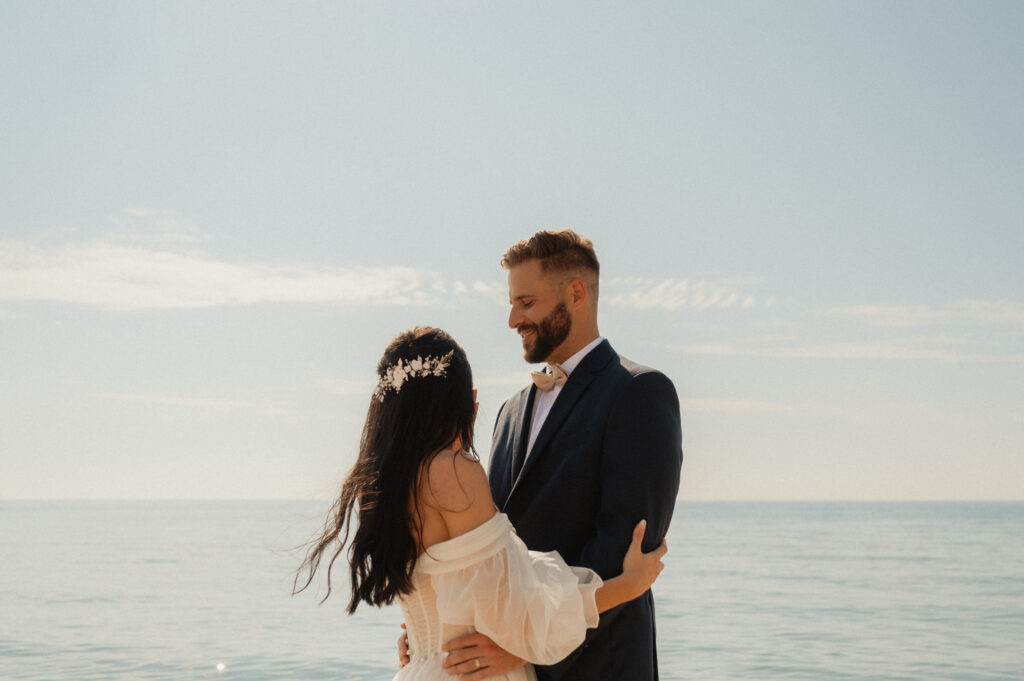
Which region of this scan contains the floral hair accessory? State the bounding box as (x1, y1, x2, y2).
(374, 350, 455, 402)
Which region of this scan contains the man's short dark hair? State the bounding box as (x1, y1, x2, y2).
(501, 230, 600, 292)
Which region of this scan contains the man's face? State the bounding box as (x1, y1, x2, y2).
(507, 260, 572, 364)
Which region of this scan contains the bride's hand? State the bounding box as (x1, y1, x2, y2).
(593, 520, 669, 614)
(620, 520, 667, 599)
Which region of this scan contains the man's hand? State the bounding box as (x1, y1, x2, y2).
(441, 633, 526, 679)
(398, 623, 410, 668)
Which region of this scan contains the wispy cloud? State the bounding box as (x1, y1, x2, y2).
(96, 392, 250, 410)
(471, 281, 508, 307)
(679, 397, 985, 425)
(831, 301, 1024, 328)
(667, 339, 1024, 362)
(95, 391, 338, 423)
(682, 398, 792, 414)
(663, 297, 1024, 363)
(605, 277, 774, 311)
(1, 228, 776, 315)
(319, 378, 375, 397)
(0, 236, 499, 311)
(321, 372, 532, 398)
(473, 371, 533, 392)
(105, 209, 212, 246)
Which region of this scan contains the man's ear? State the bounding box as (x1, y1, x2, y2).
(568, 277, 588, 309)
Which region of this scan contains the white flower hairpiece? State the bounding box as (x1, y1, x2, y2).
(374, 350, 455, 402)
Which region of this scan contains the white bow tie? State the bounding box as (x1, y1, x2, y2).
(531, 363, 568, 392)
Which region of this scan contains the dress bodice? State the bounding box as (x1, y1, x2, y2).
(398, 571, 475, 664)
(392, 513, 601, 681)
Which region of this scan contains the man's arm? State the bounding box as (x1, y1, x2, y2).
(586, 370, 682, 567)
(543, 369, 683, 677)
(443, 371, 682, 680)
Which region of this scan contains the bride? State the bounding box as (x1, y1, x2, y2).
(295, 327, 667, 680)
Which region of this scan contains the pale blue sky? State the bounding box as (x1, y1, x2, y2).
(2, 1, 1022, 500)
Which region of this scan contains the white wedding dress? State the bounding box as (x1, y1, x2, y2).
(393, 513, 601, 681)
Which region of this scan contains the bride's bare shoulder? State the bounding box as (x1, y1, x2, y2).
(422, 449, 487, 507)
(421, 449, 494, 529)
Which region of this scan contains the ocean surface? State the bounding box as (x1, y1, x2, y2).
(2, 501, 1022, 681)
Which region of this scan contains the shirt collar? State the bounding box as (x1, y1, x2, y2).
(557, 336, 605, 377)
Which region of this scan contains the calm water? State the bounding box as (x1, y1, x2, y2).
(2, 501, 1022, 680)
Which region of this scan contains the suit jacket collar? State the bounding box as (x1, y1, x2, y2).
(507, 339, 617, 500)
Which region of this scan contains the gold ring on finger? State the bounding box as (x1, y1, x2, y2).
(474, 658, 481, 669)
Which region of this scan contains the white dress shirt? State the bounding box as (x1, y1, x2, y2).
(525, 336, 605, 461)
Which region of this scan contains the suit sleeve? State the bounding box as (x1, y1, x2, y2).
(543, 369, 683, 677)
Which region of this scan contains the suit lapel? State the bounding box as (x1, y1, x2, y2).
(508, 340, 616, 501)
(492, 385, 535, 510)
(509, 385, 536, 488)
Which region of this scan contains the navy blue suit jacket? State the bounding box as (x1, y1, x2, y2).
(489, 339, 682, 681)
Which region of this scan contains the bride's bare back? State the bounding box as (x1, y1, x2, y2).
(412, 449, 496, 553)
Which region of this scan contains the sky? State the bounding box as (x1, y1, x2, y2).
(1, 1, 1022, 501)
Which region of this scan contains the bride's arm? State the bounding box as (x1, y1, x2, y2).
(426, 452, 666, 612)
(430, 455, 666, 679)
(593, 519, 667, 612)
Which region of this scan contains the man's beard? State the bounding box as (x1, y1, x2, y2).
(522, 302, 572, 364)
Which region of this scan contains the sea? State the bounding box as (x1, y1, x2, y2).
(2, 501, 1022, 681)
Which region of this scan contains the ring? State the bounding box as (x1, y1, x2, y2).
(474, 658, 481, 669)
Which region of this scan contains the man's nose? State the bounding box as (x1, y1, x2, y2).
(508, 307, 520, 329)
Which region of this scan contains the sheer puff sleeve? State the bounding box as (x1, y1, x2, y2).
(417, 513, 601, 665)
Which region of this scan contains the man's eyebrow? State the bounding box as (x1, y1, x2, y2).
(511, 294, 535, 302)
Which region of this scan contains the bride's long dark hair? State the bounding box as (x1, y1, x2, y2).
(294, 327, 476, 613)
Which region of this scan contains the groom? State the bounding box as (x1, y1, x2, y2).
(441, 230, 683, 680)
